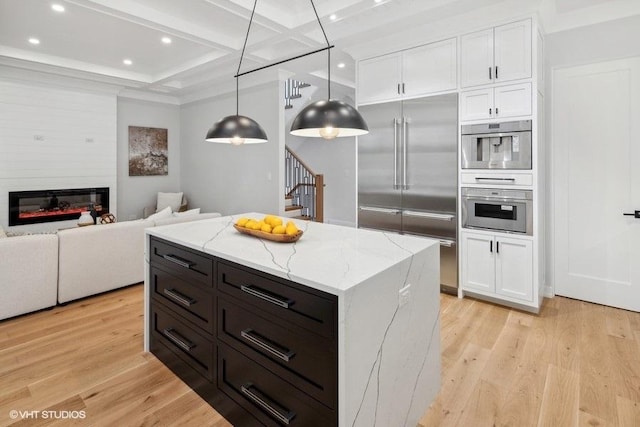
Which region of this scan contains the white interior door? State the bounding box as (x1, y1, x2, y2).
(553, 57, 640, 312)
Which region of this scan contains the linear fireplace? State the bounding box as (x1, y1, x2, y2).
(9, 187, 110, 226)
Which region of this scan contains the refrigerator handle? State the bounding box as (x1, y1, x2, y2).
(393, 118, 399, 190)
(402, 117, 408, 190)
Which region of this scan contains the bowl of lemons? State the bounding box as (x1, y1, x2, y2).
(234, 215, 303, 243)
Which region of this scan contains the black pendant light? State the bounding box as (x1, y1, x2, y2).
(290, 1, 369, 140)
(205, 0, 267, 145)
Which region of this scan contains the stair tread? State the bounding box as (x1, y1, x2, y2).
(285, 205, 303, 211)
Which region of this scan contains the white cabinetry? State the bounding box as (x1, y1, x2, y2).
(358, 38, 456, 105)
(460, 83, 531, 121)
(358, 53, 402, 105)
(461, 231, 533, 303)
(460, 19, 532, 88)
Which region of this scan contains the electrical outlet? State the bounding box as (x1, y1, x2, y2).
(399, 284, 411, 307)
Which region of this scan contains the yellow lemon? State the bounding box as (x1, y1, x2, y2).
(236, 217, 249, 227)
(263, 215, 273, 225)
(270, 217, 283, 227)
(261, 223, 272, 233)
(272, 225, 286, 235)
(285, 223, 299, 236)
(245, 220, 256, 229)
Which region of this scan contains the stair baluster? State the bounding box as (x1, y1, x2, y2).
(284, 146, 324, 222)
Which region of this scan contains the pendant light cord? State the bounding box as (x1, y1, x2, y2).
(236, 0, 259, 115)
(309, 0, 331, 100)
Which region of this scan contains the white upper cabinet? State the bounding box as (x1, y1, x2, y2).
(357, 38, 457, 105)
(460, 28, 494, 88)
(460, 82, 531, 121)
(460, 19, 532, 88)
(357, 52, 402, 105)
(402, 38, 457, 98)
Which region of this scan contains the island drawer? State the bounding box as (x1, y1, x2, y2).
(218, 342, 336, 427)
(151, 266, 215, 335)
(216, 260, 337, 339)
(150, 237, 213, 287)
(150, 304, 214, 380)
(218, 297, 337, 409)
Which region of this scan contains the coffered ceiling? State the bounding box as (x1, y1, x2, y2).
(0, 0, 637, 103)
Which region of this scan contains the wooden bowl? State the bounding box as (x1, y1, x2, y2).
(234, 224, 303, 243)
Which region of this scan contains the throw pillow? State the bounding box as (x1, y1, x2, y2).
(147, 206, 173, 221)
(156, 192, 183, 213)
(173, 208, 200, 217)
(0, 225, 6, 239)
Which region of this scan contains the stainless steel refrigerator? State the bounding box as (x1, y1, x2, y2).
(357, 93, 458, 293)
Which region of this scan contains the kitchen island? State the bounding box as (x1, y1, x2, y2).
(143, 213, 440, 426)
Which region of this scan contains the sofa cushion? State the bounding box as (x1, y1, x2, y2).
(146, 206, 172, 221)
(0, 234, 58, 320)
(152, 212, 222, 227)
(156, 192, 183, 212)
(57, 220, 149, 303)
(173, 208, 200, 217)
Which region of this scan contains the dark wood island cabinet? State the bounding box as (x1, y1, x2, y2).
(144, 213, 440, 426)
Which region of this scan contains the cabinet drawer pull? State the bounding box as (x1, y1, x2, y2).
(489, 66, 492, 80)
(241, 383, 295, 425)
(163, 288, 196, 307)
(162, 328, 195, 352)
(496, 241, 500, 253)
(162, 254, 195, 269)
(241, 329, 295, 362)
(240, 285, 293, 309)
(495, 65, 499, 79)
(404, 210, 454, 221)
(475, 177, 516, 182)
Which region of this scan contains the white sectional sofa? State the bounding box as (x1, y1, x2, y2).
(0, 234, 58, 321)
(57, 213, 221, 303)
(0, 212, 221, 320)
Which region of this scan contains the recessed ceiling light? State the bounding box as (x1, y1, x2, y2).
(329, 14, 337, 21)
(161, 36, 172, 44)
(123, 59, 132, 66)
(337, 62, 346, 68)
(51, 4, 65, 12)
(28, 38, 40, 45)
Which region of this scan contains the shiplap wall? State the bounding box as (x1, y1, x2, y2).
(0, 79, 117, 231)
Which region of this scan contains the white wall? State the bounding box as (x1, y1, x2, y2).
(0, 74, 117, 232)
(180, 81, 283, 216)
(544, 14, 640, 291)
(285, 84, 358, 227)
(117, 97, 181, 220)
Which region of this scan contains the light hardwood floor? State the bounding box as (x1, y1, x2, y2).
(0, 285, 639, 426)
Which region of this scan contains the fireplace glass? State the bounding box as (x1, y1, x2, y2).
(9, 188, 109, 226)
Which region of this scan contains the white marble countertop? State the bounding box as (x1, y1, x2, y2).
(146, 212, 438, 296)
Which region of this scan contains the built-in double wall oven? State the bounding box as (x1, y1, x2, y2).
(461, 188, 532, 235)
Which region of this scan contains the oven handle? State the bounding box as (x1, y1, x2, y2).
(463, 195, 529, 203)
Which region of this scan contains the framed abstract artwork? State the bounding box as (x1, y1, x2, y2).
(128, 126, 168, 176)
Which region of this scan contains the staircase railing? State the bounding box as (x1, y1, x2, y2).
(285, 146, 324, 222)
